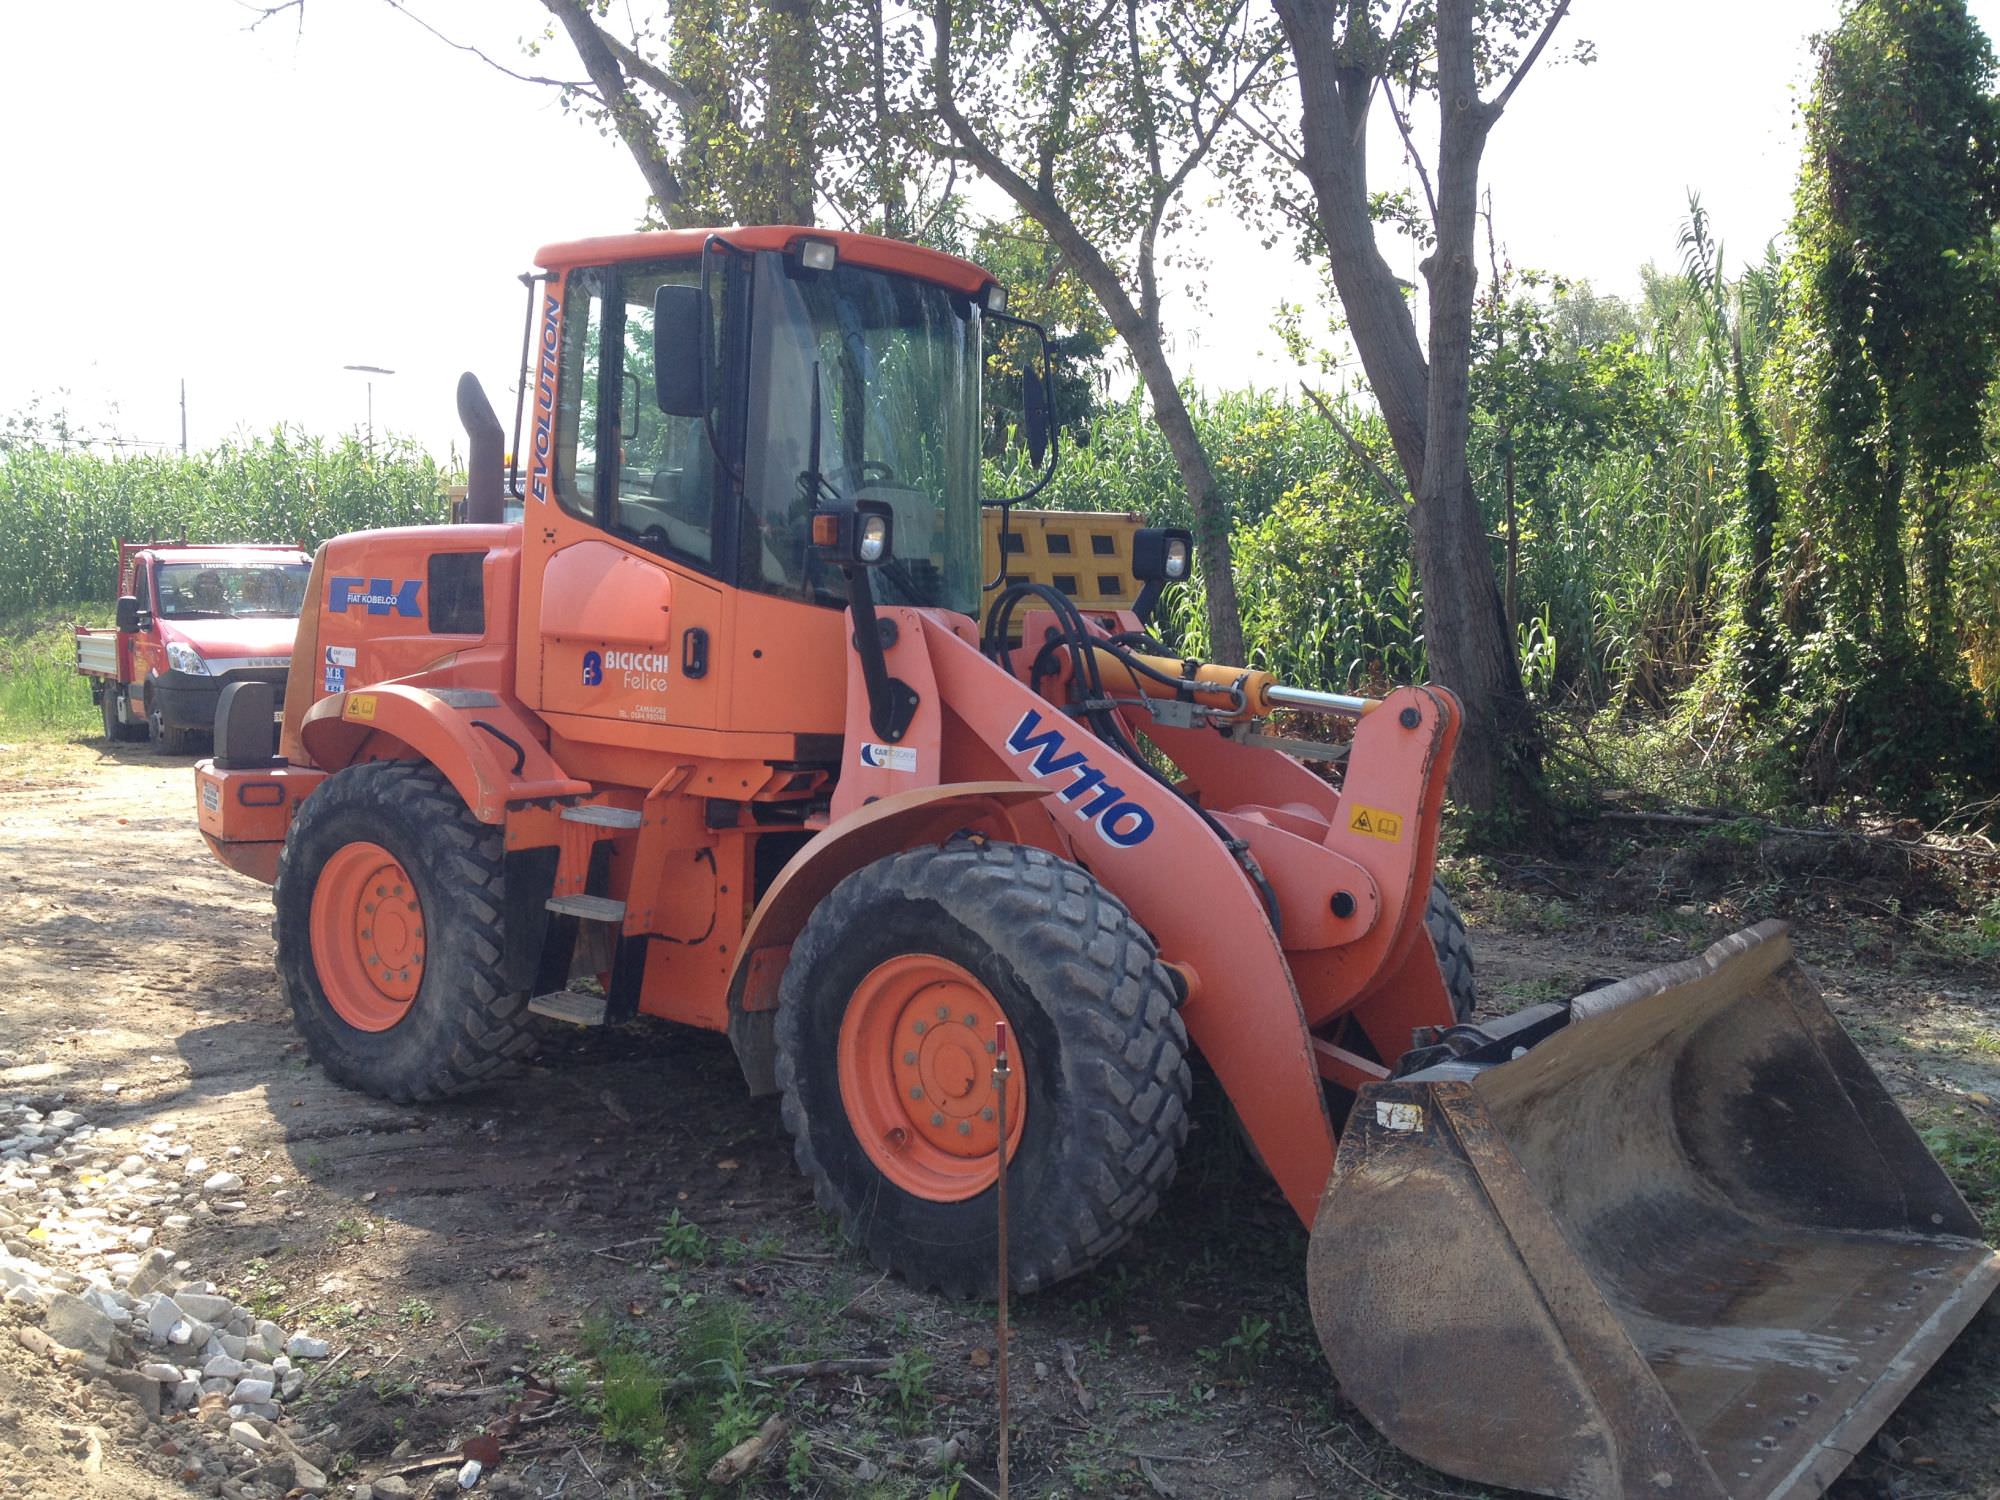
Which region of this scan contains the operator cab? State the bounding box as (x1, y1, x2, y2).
(548, 232, 1040, 623)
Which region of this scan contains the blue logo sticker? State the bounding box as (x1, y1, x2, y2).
(581, 651, 603, 687)
(1004, 709, 1156, 846)
(323, 665, 346, 693)
(329, 576, 423, 618)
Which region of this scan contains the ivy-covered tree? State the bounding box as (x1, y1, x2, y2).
(1772, 0, 2000, 808)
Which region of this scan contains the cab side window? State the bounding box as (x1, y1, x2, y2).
(553, 263, 715, 567)
(554, 273, 604, 523)
(609, 267, 714, 564)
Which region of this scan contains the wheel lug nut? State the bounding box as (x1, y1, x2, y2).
(982, 1107, 995, 1122)
(902, 1051, 917, 1065)
(912, 1019, 927, 1035)
(936, 1005, 949, 1020)
(909, 1086, 924, 1100)
(984, 1040, 996, 1054)
(957, 1121, 972, 1136)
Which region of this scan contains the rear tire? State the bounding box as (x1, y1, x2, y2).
(776, 840, 1191, 1297)
(1425, 879, 1477, 1023)
(101, 684, 144, 743)
(274, 760, 538, 1102)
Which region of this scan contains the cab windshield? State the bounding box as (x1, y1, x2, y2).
(740, 255, 983, 616)
(156, 563, 310, 620)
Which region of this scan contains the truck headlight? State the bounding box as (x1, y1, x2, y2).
(166, 643, 211, 676)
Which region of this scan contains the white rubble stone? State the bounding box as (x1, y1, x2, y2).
(203, 1355, 246, 1381)
(146, 1293, 184, 1342)
(177, 1291, 234, 1322)
(140, 1362, 185, 1382)
(285, 1334, 330, 1359)
(227, 1419, 268, 1452)
(231, 1377, 276, 1404)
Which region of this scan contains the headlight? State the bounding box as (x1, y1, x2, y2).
(166, 643, 211, 676)
(857, 512, 890, 563)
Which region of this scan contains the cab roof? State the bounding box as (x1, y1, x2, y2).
(532, 226, 995, 298)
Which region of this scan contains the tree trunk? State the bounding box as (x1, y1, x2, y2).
(1275, 0, 1539, 813)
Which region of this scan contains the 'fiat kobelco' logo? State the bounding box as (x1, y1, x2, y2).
(1004, 710, 1156, 847)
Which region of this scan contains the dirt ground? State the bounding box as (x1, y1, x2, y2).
(0, 736, 1995, 1500)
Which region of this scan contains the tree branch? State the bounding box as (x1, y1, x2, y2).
(1301, 384, 1410, 510)
(382, 0, 592, 92)
(1488, 0, 1571, 116)
(539, 0, 684, 216)
(1383, 81, 1438, 225)
(597, 28, 696, 115)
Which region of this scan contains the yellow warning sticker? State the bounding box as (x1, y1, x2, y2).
(1347, 804, 1403, 842)
(345, 694, 378, 722)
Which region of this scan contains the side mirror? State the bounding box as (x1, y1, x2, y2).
(654, 284, 710, 419)
(1131, 526, 1194, 625)
(1022, 367, 1050, 469)
(115, 595, 143, 633)
(812, 499, 895, 567)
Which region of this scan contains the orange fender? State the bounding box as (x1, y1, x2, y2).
(299, 684, 590, 824)
(720, 781, 1053, 1095)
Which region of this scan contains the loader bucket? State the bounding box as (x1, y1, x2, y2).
(1308, 921, 1999, 1500)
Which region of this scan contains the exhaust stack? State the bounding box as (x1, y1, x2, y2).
(456, 372, 505, 525)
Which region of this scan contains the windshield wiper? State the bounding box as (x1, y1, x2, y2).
(797, 360, 843, 511)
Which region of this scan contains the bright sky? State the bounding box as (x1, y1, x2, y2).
(5, 1, 1998, 460)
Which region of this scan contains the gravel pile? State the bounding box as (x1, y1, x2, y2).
(0, 1095, 344, 1497)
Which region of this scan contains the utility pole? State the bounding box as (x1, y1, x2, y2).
(342, 364, 395, 453)
(179, 379, 188, 455)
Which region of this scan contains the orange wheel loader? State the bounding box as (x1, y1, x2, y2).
(192, 227, 1997, 1500)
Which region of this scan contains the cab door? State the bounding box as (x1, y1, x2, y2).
(527, 261, 728, 733)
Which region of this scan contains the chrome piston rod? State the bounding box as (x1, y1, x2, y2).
(1263, 683, 1377, 718)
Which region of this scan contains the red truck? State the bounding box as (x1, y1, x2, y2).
(75, 541, 312, 752)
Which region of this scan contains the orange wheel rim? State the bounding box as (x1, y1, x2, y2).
(309, 841, 425, 1032)
(837, 954, 1026, 1202)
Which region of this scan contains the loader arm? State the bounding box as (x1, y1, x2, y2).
(908, 612, 1341, 1223)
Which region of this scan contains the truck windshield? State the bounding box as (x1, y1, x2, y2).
(156, 563, 310, 620)
(741, 255, 983, 617)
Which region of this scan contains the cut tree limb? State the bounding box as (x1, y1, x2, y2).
(708, 1415, 788, 1485)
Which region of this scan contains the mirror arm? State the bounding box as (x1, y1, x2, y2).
(845, 566, 920, 743)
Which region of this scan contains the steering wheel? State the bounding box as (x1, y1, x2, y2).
(640, 525, 672, 551)
(858, 460, 897, 486)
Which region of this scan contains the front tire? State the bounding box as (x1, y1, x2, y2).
(146, 692, 195, 755)
(1424, 879, 1477, 1023)
(274, 761, 538, 1102)
(776, 840, 1191, 1297)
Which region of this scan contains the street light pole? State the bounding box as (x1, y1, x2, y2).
(342, 364, 395, 453)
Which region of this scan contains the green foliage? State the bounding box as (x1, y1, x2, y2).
(0, 612, 102, 737)
(657, 1209, 715, 1265)
(0, 420, 449, 618)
